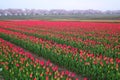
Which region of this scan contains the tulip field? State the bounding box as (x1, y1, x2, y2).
(0, 20, 120, 80)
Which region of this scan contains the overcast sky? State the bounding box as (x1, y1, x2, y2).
(0, 0, 120, 10)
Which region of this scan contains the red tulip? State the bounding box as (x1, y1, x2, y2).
(83, 77, 88, 80)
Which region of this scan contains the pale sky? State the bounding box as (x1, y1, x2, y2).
(0, 0, 120, 10)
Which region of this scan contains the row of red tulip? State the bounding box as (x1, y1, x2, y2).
(0, 28, 119, 65)
(0, 20, 120, 80)
(0, 21, 119, 57)
(0, 21, 119, 49)
(0, 27, 120, 79)
(0, 38, 82, 80)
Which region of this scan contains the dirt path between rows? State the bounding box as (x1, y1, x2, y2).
(0, 74, 4, 80)
(30, 52, 84, 80)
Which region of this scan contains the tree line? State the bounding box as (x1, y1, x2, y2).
(0, 9, 120, 16)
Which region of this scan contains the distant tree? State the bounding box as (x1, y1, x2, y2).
(0, 9, 120, 16)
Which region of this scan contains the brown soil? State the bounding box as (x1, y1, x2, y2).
(31, 53, 84, 80)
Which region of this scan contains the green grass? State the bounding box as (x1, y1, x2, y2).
(0, 14, 120, 21)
